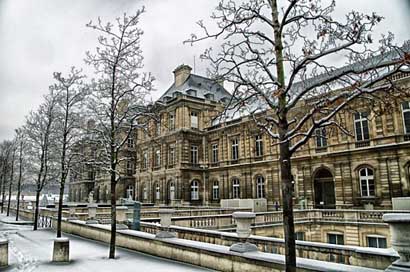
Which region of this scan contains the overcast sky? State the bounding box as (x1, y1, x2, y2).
(0, 0, 409, 141)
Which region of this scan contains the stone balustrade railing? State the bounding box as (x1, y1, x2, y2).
(139, 221, 398, 270)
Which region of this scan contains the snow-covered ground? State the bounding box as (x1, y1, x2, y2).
(0, 214, 212, 272)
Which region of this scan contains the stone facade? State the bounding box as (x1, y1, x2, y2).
(69, 65, 410, 211)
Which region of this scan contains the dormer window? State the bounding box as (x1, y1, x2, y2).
(220, 97, 229, 104)
(173, 91, 182, 98)
(187, 89, 197, 97)
(205, 93, 214, 100)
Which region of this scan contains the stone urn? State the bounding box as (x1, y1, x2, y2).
(86, 203, 98, 224)
(230, 212, 258, 253)
(383, 213, 410, 271)
(156, 209, 176, 239)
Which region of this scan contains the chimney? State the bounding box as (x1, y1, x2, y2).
(173, 64, 192, 87)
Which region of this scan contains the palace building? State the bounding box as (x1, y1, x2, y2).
(69, 64, 410, 210)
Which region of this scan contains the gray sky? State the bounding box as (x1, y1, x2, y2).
(0, 0, 409, 141)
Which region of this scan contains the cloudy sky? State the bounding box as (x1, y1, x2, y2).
(0, 0, 409, 141)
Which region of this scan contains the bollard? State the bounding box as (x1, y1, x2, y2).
(86, 203, 98, 224)
(116, 206, 128, 226)
(132, 201, 141, 231)
(229, 212, 258, 253)
(0, 240, 8, 267)
(67, 204, 77, 220)
(52, 238, 70, 262)
(383, 213, 410, 271)
(156, 209, 176, 238)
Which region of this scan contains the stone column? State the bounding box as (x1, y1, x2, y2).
(383, 213, 410, 271)
(52, 238, 69, 262)
(156, 209, 176, 238)
(230, 212, 258, 253)
(0, 240, 8, 268)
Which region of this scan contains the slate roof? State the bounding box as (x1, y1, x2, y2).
(159, 74, 232, 104)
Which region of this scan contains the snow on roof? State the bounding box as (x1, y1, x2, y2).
(159, 74, 231, 103)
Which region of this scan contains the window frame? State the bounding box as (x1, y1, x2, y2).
(402, 101, 410, 134)
(212, 181, 219, 200)
(231, 138, 239, 161)
(256, 176, 265, 198)
(315, 127, 327, 148)
(367, 235, 387, 248)
(191, 180, 199, 200)
(359, 167, 375, 197)
(190, 145, 199, 165)
(212, 143, 219, 163)
(232, 178, 240, 199)
(354, 112, 370, 142)
(190, 111, 199, 129)
(255, 135, 264, 157)
(168, 112, 175, 131)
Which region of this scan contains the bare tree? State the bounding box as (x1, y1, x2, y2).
(187, 0, 410, 270)
(6, 140, 16, 216)
(15, 128, 26, 221)
(51, 67, 86, 238)
(25, 90, 59, 230)
(0, 141, 13, 213)
(85, 9, 154, 258)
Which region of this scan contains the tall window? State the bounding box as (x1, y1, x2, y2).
(212, 144, 218, 163)
(191, 180, 199, 200)
(143, 185, 147, 200)
(126, 185, 133, 200)
(256, 176, 265, 198)
(232, 178, 240, 198)
(231, 138, 239, 161)
(155, 149, 161, 167)
(126, 160, 134, 176)
(191, 145, 198, 164)
(168, 112, 175, 131)
(354, 112, 370, 141)
(127, 137, 134, 148)
(156, 120, 161, 136)
(155, 184, 160, 200)
(402, 101, 410, 134)
(142, 151, 148, 169)
(191, 111, 198, 129)
(212, 181, 219, 200)
(168, 146, 175, 166)
(255, 135, 264, 157)
(169, 182, 175, 200)
(367, 236, 387, 248)
(360, 168, 375, 197)
(315, 128, 327, 148)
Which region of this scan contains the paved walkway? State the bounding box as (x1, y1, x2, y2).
(0, 214, 212, 272)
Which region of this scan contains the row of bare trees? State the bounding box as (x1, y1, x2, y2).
(0, 8, 153, 259)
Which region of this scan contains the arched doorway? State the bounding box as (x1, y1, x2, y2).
(314, 168, 335, 209)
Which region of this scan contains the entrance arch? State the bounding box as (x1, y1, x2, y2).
(313, 168, 335, 209)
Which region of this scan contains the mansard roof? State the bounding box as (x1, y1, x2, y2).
(159, 73, 231, 104)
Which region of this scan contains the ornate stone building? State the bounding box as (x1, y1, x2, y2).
(69, 65, 410, 210)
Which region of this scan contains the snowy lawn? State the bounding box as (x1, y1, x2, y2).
(0, 214, 213, 272)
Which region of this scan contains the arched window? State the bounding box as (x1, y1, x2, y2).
(169, 182, 175, 200)
(155, 183, 160, 200)
(212, 181, 219, 200)
(191, 180, 199, 200)
(360, 168, 375, 197)
(126, 185, 133, 200)
(232, 178, 240, 198)
(256, 176, 265, 198)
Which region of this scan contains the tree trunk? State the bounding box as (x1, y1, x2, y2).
(6, 179, 12, 216)
(56, 176, 65, 237)
(33, 189, 40, 231)
(279, 140, 296, 271)
(1, 177, 5, 214)
(109, 170, 117, 259)
(16, 142, 23, 221)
